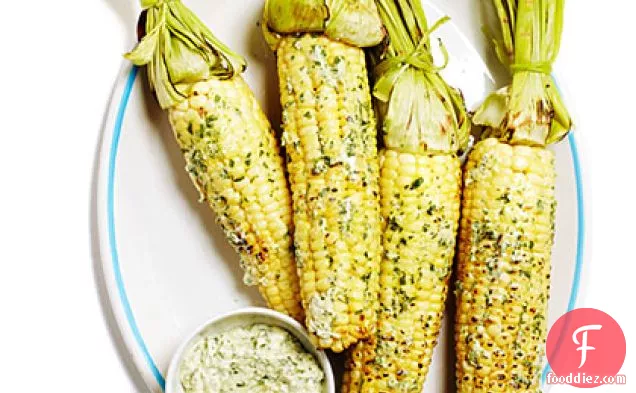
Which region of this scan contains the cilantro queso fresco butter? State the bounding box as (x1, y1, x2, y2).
(179, 324, 325, 393)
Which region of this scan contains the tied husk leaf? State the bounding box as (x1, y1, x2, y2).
(263, 0, 385, 49)
(266, 0, 328, 33)
(125, 0, 246, 109)
(474, 0, 572, 146)
(372, 0, 470, 155)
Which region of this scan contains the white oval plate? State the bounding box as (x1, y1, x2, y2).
(96, 1, 585, 392)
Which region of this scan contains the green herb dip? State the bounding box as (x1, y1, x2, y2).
(179, 324, 324, 393)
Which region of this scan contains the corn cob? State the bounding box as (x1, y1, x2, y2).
(263, 0, 385, 352)
(125, 0, 303, 321)
(342, 1, 470, 391)
(344, 152, 463, 393)
(455, 0, 572, 391)
(456, 138, 556, 392)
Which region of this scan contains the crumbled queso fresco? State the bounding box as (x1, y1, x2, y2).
(179, 324, 325, 393)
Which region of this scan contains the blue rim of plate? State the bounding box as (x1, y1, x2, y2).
(106, 66, 585, 392)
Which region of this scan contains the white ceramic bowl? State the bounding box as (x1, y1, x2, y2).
(165, 307, 335, 393)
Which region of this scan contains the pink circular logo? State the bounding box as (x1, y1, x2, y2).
(546, 308, 626, 388)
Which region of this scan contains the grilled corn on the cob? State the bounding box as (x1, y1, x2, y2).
(125, 0, 303, 321)
(456, 138, 556, 391)
(343, 1, 470, 391)
(455, 0, 572, 391)
(264, 0, 385, 352)
(344, 152, 463, 393)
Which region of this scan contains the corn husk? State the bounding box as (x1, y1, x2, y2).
(263, 0, 385, 49)
(473, 0, 572, 146)
(125, 0, 245, 109)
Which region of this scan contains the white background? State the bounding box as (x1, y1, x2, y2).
(0, 1, 633, 392)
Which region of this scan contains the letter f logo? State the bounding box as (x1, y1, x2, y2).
(572, 324, 603, 368)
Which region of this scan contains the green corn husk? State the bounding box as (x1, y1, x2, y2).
(474, 0, 572, 146)
(372, 0, 470, 155)
(125, 0, 246, 109)
(263, 0, 385, 49)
